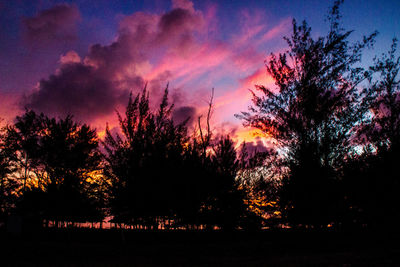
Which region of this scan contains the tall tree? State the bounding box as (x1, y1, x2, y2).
(205, 136, 258, 230)
(198, 136, 241, 229)
(104, 86, 191, 227)
(346, 38, 400, 228)
(237, 142, 280, 228)
(4, 110, 45, 192)
(362, 38, 400, 151)
(237, 1, 376, 227)
(0, 120, 18, 224)
(7, 111, 104, 225)
(39, 115, 104, 223)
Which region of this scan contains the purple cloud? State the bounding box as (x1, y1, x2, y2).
(23, 2, 204, 123)
(25, 62, 132, 122)
(172, 106, 197, 126)
(22, 4, 80, 45)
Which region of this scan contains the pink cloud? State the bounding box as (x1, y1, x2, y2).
(59, 50, 81, 64)
(240, 67, 274, 88)
(21, 0, 289, 144)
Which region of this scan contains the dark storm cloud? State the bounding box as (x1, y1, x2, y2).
(156, 6, 203, 54)
(172, 106, 197, 126)
(25, 63, 130, 121)
(158, 8, 199, 40)
(160, 9, 192, 31)
(22, 4, 80, 44)
(23, 1, 203, 123)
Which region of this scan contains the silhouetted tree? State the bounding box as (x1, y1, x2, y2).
(237, 142, 280, 229)
(4, 110, 45, 193)
(344, 38, 400, 228)
(104, 86, 261, 230)
(6, 111, 104, 227)
(198, 136, 243, 230)
(237, 1, 376, 227)
(39, 115, 104, 224)
(104, 86, 192, 227)
(0, 121, 18, 225)
(363, 39, 400, 150)
(208, 136, 272, 230)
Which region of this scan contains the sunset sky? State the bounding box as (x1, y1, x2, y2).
(1, 0, 399, 145)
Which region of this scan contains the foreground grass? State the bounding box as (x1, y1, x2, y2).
(1, 228, 400, 266)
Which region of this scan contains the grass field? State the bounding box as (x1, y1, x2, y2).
(1, 229, 400, 266)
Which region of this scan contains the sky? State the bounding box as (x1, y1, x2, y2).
(1, 0, 399, 146)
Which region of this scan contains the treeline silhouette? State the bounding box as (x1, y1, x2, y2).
(0, 87, 264, 231)
(1, 1, 400, 231)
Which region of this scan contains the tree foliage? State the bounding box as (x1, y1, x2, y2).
(237, 0, 376, 227)
(344, 38, 400, 228)
(104, 86, 258, 229)
(0, 121, 18, 222)
(5, 111, 104, 225)
(2, 0, 400, 231)
(103, 86, 192, 225)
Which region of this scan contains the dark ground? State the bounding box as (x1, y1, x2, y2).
(1, 228, 400, 266)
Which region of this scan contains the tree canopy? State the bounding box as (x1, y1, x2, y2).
(237, 0, 377, 227)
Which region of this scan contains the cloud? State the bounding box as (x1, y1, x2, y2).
(242, 137, 269, 154)
(25, 62, 130, 122)
(23, 1, 204, 123)
(258, 17, 292, 44)
(240, 67, 274, 88)
(172, 0, 195, 12)
(22, 0, 290, 144)
(22, 4, 80, 45)
(59, 50, 81, 64)
(172, 106, 197, 126)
